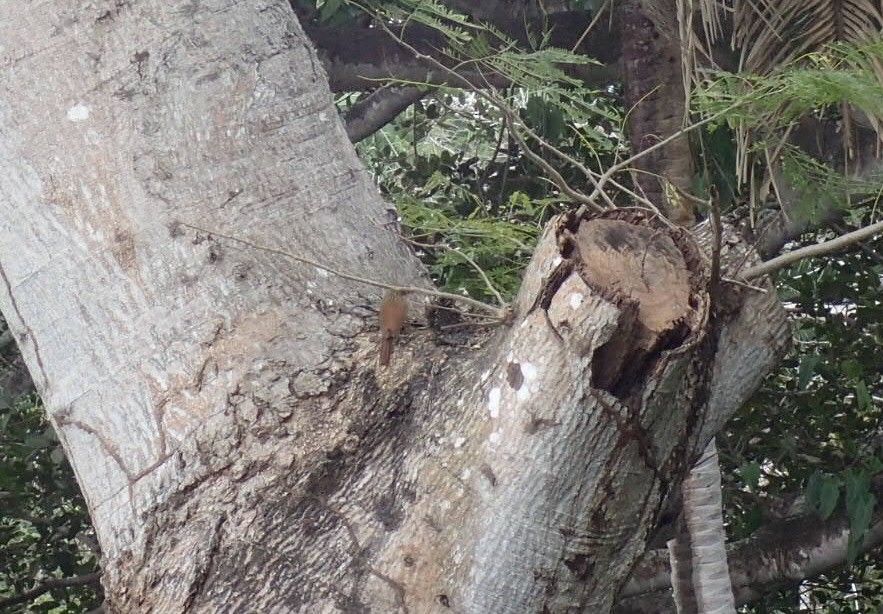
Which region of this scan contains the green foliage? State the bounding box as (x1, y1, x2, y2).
(845, 469, 876, 564)
(353, 85, 622, 300)
(724, 211, 883, 611)
(347, 0, 624, 301)
(806, 471, 841, 520)
(777, 145, 883, 223)
(697, 48, 883, 599)
(359, 0, 611, 130)
(0, 394, 101, 612)
(696, 42, 883, 130)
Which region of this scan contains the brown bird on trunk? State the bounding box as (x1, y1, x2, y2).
(378, 290, 407, 366)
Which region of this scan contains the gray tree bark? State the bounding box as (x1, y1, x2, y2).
(0, 1, 790, 612)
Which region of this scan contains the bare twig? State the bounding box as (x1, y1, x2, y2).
(400, 235, 507, 306)
(367, 8, 618, 212)
(742, 218, 883, 280)
(722, 276, 767, 293)
(571, 0, 611, 52)
(511, 117, 655, 210)
(709, 190, 722, 305)
(504, 114, 605, 211)
(176, 222, 507, 318)
(588, 102, 743, 206)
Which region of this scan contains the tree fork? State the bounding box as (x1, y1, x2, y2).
(107, 210, 788, 612)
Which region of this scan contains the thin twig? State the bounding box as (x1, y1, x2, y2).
(742, 218, 883, 280)
(371, 1, 746, 225)
(478, 116, 508, 214)
(588, 102, 743, 205)
(370, 11, 614, 213)
(511, 117, 623, 209)
(177, 222, 507, 318)
(721, 276, 767, 293)
(571, 0, 611, 52)
(504, 114, 604, 211)
(400, 235, 507, 306)
(708, 190, 722, 306)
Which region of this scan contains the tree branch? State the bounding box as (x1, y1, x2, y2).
(742, 217, 883, 280)
(301, 11, 621, 92)
(617, 509, 883, 612)
(0, 572, 102, 609)
(175, 222, 508, 318)
(344, 85, 429, 142)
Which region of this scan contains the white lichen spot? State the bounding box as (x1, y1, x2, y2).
(488, 431, 501, 445)
(461, 468, 472, 480)
(552, 256, 563, 267)
(316, 268, 329, 278)
(488, 387, 501, 418)
(569, 292, 584, 309)
(66, 104, 90, 122)
(457, 399, 464, 407)
(516, 385, 531, 401)
(439, 499, 451, 511)
(453, 436, 466, 449)
(521, 362, 538, 381)
(480, 370, 491, 383)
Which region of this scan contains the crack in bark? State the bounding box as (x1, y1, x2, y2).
(182, 513, 227, 611)
(594, 392, 661, 478)
(304, 494, 412, 612)
(0, 261, 48, 389)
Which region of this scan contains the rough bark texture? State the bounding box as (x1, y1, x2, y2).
(0, 0, 425, 597)
(619, 0, 695, 224)
(0, 1, 791, 612)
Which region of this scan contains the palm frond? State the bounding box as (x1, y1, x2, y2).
(734, 0, 883, 75)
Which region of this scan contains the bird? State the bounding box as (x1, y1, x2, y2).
(379, 290, 408, 366)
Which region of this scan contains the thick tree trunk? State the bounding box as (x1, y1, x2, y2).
(0, 1, 790, 612)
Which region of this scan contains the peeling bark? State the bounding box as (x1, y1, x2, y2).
(667, 440, 736, 614)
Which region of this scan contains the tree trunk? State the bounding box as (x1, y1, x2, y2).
(0, 1, 790, 611)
